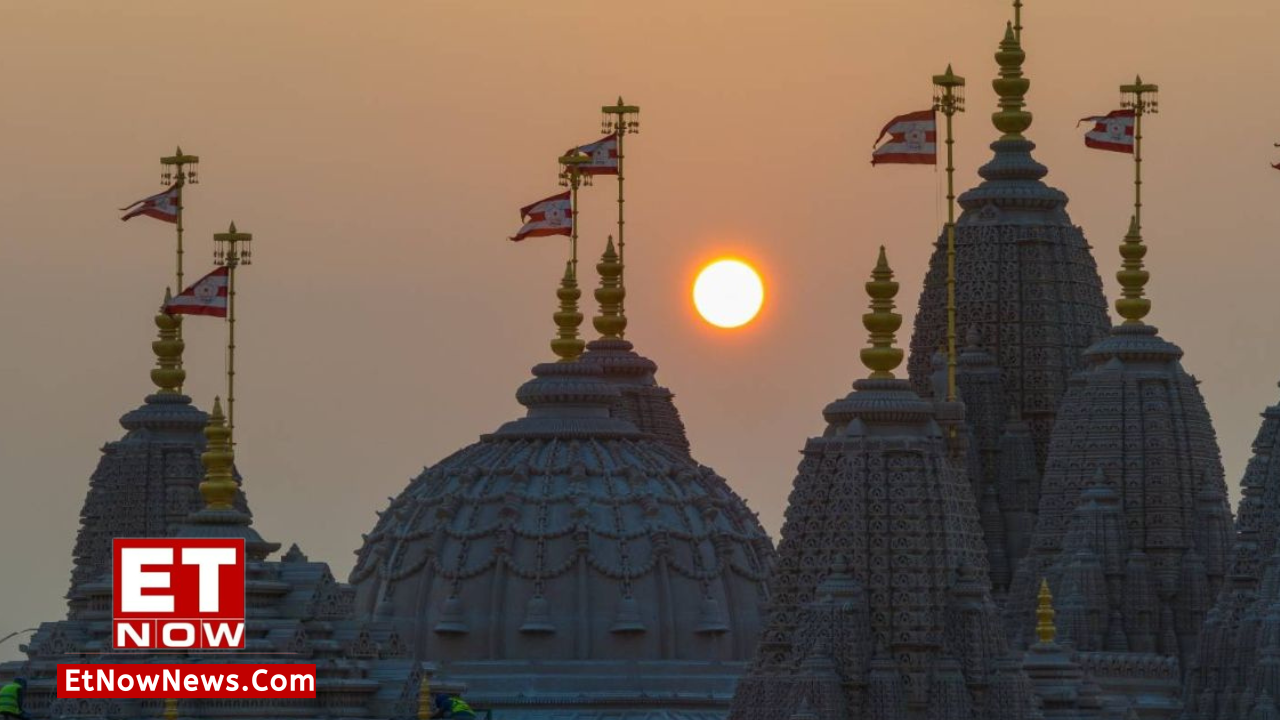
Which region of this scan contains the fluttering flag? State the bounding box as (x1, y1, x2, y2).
(510, 191, 572, 242)
(165, 266, 229, 317)
(120, 184, 180, 223)
(871, 110, 937, 166)
(573, 135, 620, 175)
(1079, 110, 1136, 153)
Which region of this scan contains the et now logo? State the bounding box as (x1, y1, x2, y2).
(112, 538, 246, 650)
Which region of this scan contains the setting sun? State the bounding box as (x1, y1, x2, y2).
(693, 259, 765, 329)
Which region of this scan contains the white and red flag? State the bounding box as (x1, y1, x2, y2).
(573, 135, 619, 175)
(165, 266, 229, 317)
(871, 110, 937, 166)
(1080, 110, 1136, 153)
(120, 184, 180, 223)
(510, 191, 572, 242)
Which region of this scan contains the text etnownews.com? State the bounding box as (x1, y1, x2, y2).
(56, 539, 317, 700)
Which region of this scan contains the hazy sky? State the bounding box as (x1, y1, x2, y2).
(3, 0, 1279, 661)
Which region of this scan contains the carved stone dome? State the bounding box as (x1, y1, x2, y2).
(350, 357, 774, 717)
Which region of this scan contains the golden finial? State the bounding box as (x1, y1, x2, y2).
(1115, 215, 1151, 324)
(151, 289, 186, 394)
(416, 673, 432, 720)
(593, 236, 627, 339)
(551, 262, 585, 362)
(164, 698, 178, 720)
(860, 246, 903, 379)
(992, 22, 1032, 140)
(1036, 578, 1057, 644)
(199, 397, 237, 510)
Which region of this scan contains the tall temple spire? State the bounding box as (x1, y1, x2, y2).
(151, 289, 186, 394)
(551, 261, 585, 362)
(592, 236, 626, 339)
(1116, 215, 1151, 324)
(199, 397, 237, 511)
(860, 246, 903, 379)
(992, 22, 1032, 141)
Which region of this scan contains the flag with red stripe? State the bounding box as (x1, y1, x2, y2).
(574, 135, 619, 176)
(871, 110, 937, 166)
(120, 184, 180, 223)
(1080, 110, 1136, 154)
(165, 266, 229, 317)
(510, 191, 572, 242)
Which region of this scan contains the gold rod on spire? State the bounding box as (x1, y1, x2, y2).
(551, 261, 585, 362)
(933, 66, 966, 403)
(559, 151, 592, 274)
(601, 97, 640, 332)
(1013, 0, 1023, 41)
(199, 397, 237, 510)
(213, 223, 252, 443)
(860, 246, 903, 379)
(1116, 215, 1151, 324)
(164, 697, 179, 720)
(417, 673, 432, 720)
(1120, 76, 1158, 232)
(151, 288, 186, 394)
(593, 236, 626, 339)
(1036, 578, 1057, 644)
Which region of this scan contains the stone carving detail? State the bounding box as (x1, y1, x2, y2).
(1184, 384, 1280, 720)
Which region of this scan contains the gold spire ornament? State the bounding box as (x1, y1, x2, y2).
(551, 261, 585, 362)
(600, 97, 640, 327)
(933, 65, 966, 403)
(416, 674, 432, 720)
(1116, 215, 1151, 324)
(593, 236, 626, 339)
(199, 397, 237, 510)
(558, 151, 592, 275)
(163, 698, 179, 720)
(860, 246, 903, 379)
(1119, 76, 1159, 231)
(213, 223, 253, 443)
(159, 147, 199, 292)
(992, 23, 1032, 141)
(1036, 578, 1057, 644)
(151, 289, 186, 394)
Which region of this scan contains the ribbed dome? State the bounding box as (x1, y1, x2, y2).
(350, 358, 773, 715)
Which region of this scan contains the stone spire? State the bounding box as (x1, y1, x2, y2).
(1185, 383, 1280, 720)
(729, 248, 1036, 720)
(908, 10, 1111, 607)
(67, 302, 248, 606)
(550, 261, 584, 362)
(579, 238, 694, 455)
(1005, 213, 1230, 716)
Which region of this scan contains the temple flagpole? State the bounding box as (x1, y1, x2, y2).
(600, 98, 640, 330)
(160, 147, 199, 292)
(558, 151, 591, 275)
(1120, 77, 1158, 231)
(933, 66, 966, 404)
(213, 223, 252, 444)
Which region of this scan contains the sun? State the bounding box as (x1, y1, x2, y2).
(693, 259, 765, 329)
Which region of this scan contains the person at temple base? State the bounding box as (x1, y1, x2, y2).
(0, 677, 28, 720)
(432, 693, 476, 719)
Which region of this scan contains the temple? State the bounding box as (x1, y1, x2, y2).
(348, 243, 775, 718)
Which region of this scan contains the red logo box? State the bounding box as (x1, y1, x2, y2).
(112, 538, 246, 650)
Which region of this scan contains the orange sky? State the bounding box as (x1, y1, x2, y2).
(2, 0, 1279, 660)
